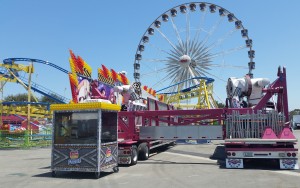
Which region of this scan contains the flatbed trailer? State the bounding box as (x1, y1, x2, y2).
(223, 66, 299, 169)
(117, 67, 298, 169)
(52, 64, 297, 171)
(224, 67, 298, 169)
(225, 138, 298, 169)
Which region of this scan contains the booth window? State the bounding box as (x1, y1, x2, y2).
(54, 111, 98, 144)
(101, 112, 117, 143)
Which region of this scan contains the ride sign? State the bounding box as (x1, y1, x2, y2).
(68, 150, 81, 165)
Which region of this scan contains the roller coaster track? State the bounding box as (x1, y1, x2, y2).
(1, 58, 71, 103)
(3, 58, 69, 74)
(156, 76, 215, 94)
(20, 75, 69, 103)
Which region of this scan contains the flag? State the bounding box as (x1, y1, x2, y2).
(111, 69, 118, 81)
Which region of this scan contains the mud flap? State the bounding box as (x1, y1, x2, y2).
(226, 158, 244, 168)
(279, 159, 299, 169)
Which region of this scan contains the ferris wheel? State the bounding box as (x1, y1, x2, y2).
(133, 2, 255, 96)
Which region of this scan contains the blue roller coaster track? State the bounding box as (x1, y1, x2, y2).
(156, 76, 215, 95)
(1, 58, 71, 103)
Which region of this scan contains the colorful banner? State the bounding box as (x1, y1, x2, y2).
(90, 80, 116, 104)
(74, 77, 116, 104)
(68, 50, 130, 104)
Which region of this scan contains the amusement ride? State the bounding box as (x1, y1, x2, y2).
(133, 2, 255, 109)
(0, 2, 298, 172)
(0, 2, 256, 120)
(0, 2, 256, 132)
(0, 58, 71, 120)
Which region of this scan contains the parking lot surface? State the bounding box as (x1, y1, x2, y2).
(1, 130, 300, 188)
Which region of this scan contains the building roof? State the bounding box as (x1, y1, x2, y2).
(1, 115, 25, 123)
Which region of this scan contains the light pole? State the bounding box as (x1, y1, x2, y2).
(25, 63, 34, 146)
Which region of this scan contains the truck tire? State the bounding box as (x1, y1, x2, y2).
(51, 171, 57, 177)
(113, 166, 119, 173)
(169, 141, 176, 147)
(95, 171, 101, 179)
(131, 146, 138, 165)
(138, 143, 149, 160)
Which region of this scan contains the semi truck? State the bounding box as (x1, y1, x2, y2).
(122, 67, 298, 169)
(51, 66, 298, 179)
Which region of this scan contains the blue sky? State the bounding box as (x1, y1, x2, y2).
(0, 0, 299, 110)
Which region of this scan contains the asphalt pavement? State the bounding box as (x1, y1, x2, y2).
(1, 130, 300, 188)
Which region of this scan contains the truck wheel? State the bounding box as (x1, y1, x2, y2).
(113, 166, 119, 173)
(138, 143, 149, 160)
(51, 171, 57, 177)
(169, 141, 176, 147)
(95, 172, 101, 179)
(131, 146, 138, 165)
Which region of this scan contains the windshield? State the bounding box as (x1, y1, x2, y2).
(54, 111, 98, 144)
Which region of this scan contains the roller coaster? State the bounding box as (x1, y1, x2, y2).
(156, 76, 217, 109)
(0, 54, 219, 120)
(0, 58, 71, 118)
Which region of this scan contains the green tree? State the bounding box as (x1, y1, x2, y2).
(215, 100, 225, 108)
(290, 109, 300, 118)
(4, 93, 63, 104)
(4, 93, 34, 102)
(40, 94, 61, 104)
